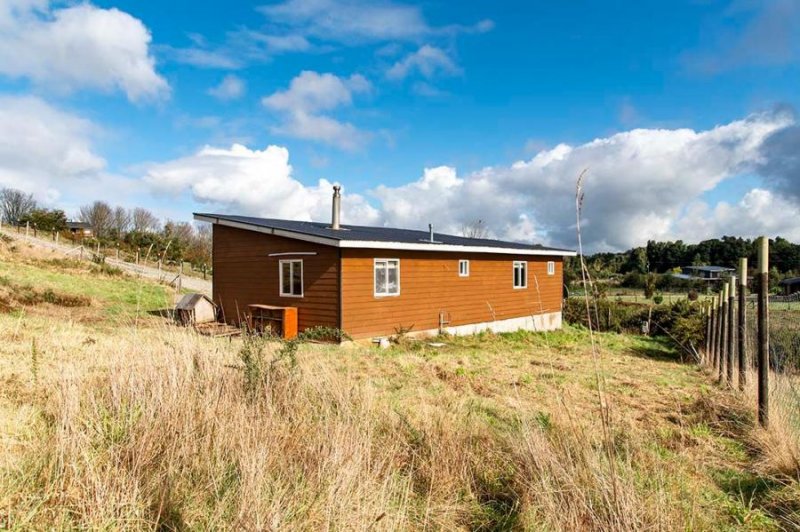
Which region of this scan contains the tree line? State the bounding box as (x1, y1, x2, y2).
(0, 187, 211, 268)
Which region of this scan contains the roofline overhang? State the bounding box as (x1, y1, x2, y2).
(194, 214, 577, 257)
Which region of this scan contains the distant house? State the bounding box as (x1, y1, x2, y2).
(195, 186, 576, 340)
(66, 221, 92, 237)
(678, 265, 735, 281)
(779, 277, 800, 296)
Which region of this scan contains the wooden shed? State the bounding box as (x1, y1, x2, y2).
(195, 187, 575, 341)
(175, 293, 217, 326)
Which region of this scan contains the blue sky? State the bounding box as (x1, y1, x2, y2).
(1, 0, 799, 250)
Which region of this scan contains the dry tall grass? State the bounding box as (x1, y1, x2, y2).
(1, 321, 738, 531)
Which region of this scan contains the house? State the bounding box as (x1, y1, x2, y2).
(679, 265, 735, 281)
(779, 277, 800, 296)
(194, 187, 576, 341)
(66, 221, 92, 237)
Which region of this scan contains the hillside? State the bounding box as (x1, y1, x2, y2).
(0, 235, 798, 530)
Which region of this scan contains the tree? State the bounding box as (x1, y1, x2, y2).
(0, 187, 36, 225)
(132, 207, 160, 233)
(461, 219, 489, 239)
(19, 208, 67, 232)
(79, 201, 113, 238)
(112, 206, 132, 237)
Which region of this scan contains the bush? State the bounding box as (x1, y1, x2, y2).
(653, 294, 664, 305)
(687, 289, 699, 302)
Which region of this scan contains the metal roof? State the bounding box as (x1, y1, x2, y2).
(175, 293, 215, 310)
(194, 213, 576, 257)
(779, 277, 800, 286)
(683, 265, 735, 272)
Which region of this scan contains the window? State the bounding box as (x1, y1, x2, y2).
(374, 259, 400, 296)
(547, 261, 555, 276)
(279, 260, 303, 297)
(459, 259, 470, 277)
(513, 261, 527, 289)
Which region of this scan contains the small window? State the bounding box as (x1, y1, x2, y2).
(374, 259, 400, 296)
(279, 260, 303, 297)
(459, 259, 470, 277)
(513, 261, 527, 289)
(547, 261, 555, 276)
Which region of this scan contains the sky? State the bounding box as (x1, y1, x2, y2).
(0, 0, 799, 252)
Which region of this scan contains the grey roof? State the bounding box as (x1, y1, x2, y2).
(683, 265, 735, 272)
(780, 277, 800, 286)
(176, 293, 215, 310)
(195, 213, 574, 254)
(66, 221, 90, 229)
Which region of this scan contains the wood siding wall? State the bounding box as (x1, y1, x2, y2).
(212, 225, 339, 330)
(341, 249, 563, 339)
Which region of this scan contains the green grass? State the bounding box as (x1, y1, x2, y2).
(0, 259, 172, 321)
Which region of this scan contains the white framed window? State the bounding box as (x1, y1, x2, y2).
(374, 258, 400, 297)
(513, 261, 527, 289)
(547, 261, 555, 276)
(279, 259, 303, 297)
(459, 259, 470, 277)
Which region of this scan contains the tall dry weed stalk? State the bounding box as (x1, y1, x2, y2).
(575, 169, 620, 509)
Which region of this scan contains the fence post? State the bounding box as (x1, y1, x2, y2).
(738, 258, 747, 391)
(55, 231, 59, 244)
(727, 277, 736, 387)
(757, 236, 769, 428)
(719, 284, 728, 383)
(705, 303, 712, 361)
(25, 221, 30, 236)
(713, 292, 721, 370)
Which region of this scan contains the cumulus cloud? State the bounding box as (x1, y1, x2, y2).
(208, 75, 246, 101)
(372, 110, 795, 250)
(756, 123, 800, 201)
(386, 45, 460, 80)
(262, 71, 371, 150)
(143, 143, 381, 224)
(0, 1, 168, 102)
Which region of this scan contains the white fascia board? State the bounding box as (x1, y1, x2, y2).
(194, 215, 577, 257)
(338, 240, 577, 257)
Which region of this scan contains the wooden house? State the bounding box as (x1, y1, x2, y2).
(66, 221, 92, 237)
(194, 187, 575, 341)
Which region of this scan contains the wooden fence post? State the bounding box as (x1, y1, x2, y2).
(727, 277, 736, 387)
(738, 258, 747, 391)
(719, 284, 728, 383)
(713, 292, 722, 370)
(25, 221, 30, 236)
(757, 236, 769, 428)
(705, 303, 712, 362)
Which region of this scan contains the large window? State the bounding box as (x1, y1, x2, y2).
(279, 260, 303, 297)
(547, 261, 555, 276)
(374, 258, 400, 296)
(459, 259, 470, 277)
(513, 261, 527, 289)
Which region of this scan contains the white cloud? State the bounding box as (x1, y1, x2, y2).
(143, 143, 380, 224)
(258, 0, 430, 43)
(387, 45, 460, 80)
(371, 110, 796, 250)
(0, 1, 168, 102)
(208, 75, 246, 101)
(262, 71, 371, 150)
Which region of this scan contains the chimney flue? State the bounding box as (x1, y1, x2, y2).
(331, 185, 341, 230)
(429, 223, 434, 243)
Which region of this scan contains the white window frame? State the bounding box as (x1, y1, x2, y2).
(279, 259, 304, 297)
(513, 260, 528, 289)
(458, 259, 470, 277)
(547, 261, 555, 276)
(374, 258, 400, 297)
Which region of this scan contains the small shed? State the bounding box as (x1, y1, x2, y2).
(779, 277, 800, 296)
(175, 293, 217, 326)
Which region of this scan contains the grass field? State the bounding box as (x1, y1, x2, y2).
(0, 239, 798, 530)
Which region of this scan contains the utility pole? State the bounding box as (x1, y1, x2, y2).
(738, 258, 747, 391)
(757, 237, 769, 428)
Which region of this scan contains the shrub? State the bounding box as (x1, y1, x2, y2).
(687, 289, 699, 301)
(653, 294, 664, 305)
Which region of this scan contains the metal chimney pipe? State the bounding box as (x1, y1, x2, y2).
(429, 223, 434, 242)
(331, 185, 341, 230)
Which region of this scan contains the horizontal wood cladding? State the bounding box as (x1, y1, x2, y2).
(212, 225, 339, 330)
(341, 249, 563, 339)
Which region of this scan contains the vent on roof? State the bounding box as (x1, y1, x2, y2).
(419, 223, 442, 244)
(331, 185, 341, 230)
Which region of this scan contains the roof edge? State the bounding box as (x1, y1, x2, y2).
(194, 213, 577, 257)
